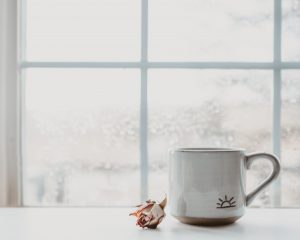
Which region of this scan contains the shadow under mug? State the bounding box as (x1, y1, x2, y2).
(169, 148, 280, 225)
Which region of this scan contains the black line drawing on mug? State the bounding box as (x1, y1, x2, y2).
(216, 195, 236, 208)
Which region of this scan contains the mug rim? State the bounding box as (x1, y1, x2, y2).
(172, 147, 245, 152)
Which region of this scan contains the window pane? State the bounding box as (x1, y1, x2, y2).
(282, 70, 300, 206)
(149, 0, 273, 61)
(148, 70, 273, 206)
(282, 0, 300, 61)
(26, 0, 140, 61)
(23, 69, 140, 206)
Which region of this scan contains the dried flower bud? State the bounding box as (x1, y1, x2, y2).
(129, 196, 167, 229)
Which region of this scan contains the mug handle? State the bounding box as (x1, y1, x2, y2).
(245, 152, 280, 206)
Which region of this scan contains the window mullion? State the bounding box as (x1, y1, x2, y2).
(271, 0, 282, 207)
(20, 61, 300, 69)
(140, 0, 148, 202)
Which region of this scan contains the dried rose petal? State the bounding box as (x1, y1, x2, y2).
(130, 196, 167, 229)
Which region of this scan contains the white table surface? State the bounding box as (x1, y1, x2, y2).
(0, 208, 299, 240)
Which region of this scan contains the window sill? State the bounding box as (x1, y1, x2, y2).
(0, 208, 298, 239)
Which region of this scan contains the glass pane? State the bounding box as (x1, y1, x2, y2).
(23, 69, 140, 206)
(148, 70, 273, 206)
(149, 0, 273, 61)
(282, 70, 300, 206)
(26, 0, 140, 61)
(282, 0, 300, 61)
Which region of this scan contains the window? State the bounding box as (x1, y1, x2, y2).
(20, 0, 300, 206)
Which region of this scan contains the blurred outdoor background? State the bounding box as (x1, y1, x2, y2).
(22, 0, 300, 207)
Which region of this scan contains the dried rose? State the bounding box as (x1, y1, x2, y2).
(129, 196, 167, 229)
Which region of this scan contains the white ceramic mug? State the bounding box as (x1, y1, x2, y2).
(169, 148, 280, 225)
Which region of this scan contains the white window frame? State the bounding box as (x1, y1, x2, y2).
(1, 0, 300, 206)
(0, 0, 21, 206)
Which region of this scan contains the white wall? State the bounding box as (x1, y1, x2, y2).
(0, 0, 8, 207)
